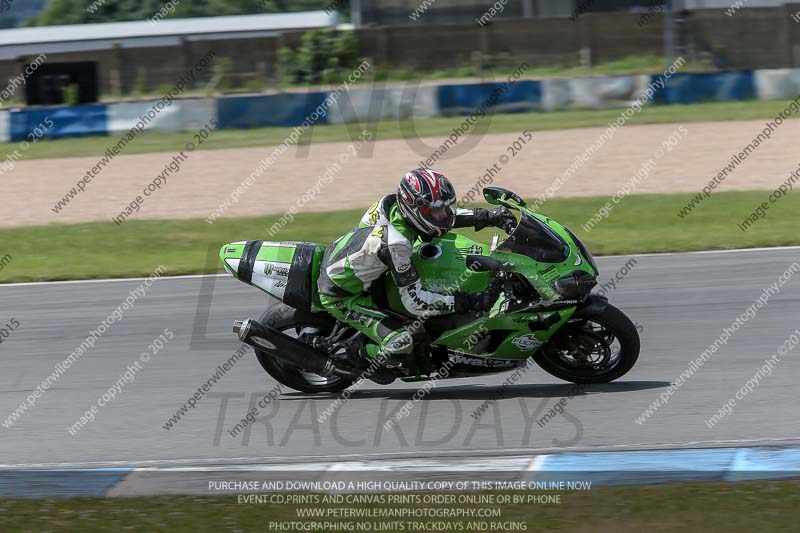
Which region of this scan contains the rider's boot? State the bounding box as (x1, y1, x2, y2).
(361, 344, 398, 385)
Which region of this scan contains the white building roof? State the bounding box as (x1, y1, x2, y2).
(0, 11, 337, 60)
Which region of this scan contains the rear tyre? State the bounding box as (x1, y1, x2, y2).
(533, 303, 640, 384)
(254, 303, 356, 394)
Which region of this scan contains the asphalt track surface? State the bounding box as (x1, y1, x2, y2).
(2, 247, 799, 468)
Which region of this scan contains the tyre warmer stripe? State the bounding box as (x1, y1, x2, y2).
(237, 240, 262, 284)
(284, 242, 317, 311)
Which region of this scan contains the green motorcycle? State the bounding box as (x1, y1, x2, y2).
(220, 186, 640, 393)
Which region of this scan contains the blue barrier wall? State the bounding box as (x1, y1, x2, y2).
(10, 104, 108, 141)
(436, 80, 542, 116)
(650, 71, 756, 105)
(216, 92, 329, 129)
(2, 68, 797, 142)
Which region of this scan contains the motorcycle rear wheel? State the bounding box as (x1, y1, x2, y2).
(254, 303, 356, 394)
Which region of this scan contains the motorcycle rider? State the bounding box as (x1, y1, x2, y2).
(317, 168, 516, 374)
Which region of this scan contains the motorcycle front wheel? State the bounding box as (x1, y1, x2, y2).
(533, 302, 640, 384)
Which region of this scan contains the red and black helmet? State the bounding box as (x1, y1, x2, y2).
(396, 168, 457, 238)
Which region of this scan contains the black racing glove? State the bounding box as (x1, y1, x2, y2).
(473, 207, 516, 232)
(454, 278, 503, 313)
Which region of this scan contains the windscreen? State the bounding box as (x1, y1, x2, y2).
(497, 211, 569, 263)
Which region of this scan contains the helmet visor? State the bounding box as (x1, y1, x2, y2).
(420, 204, 455, 232)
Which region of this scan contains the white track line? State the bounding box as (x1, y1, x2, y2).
(526, 454, 549, 472)
(600, 245, 800, 259)
(0, 273, 228, 288)
(2, 246, 799, 289)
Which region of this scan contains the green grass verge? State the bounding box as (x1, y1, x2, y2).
(2, 99, 796, 161)
(2, 481, 799, 532)
(1, 190, 797, 284)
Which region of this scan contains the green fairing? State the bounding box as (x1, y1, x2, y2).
(220, 191, 598, 362)
(376, 200, 596, 359)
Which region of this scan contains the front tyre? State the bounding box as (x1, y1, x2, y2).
(534, 303, 640, 384)
(254, 303, 356, 394)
